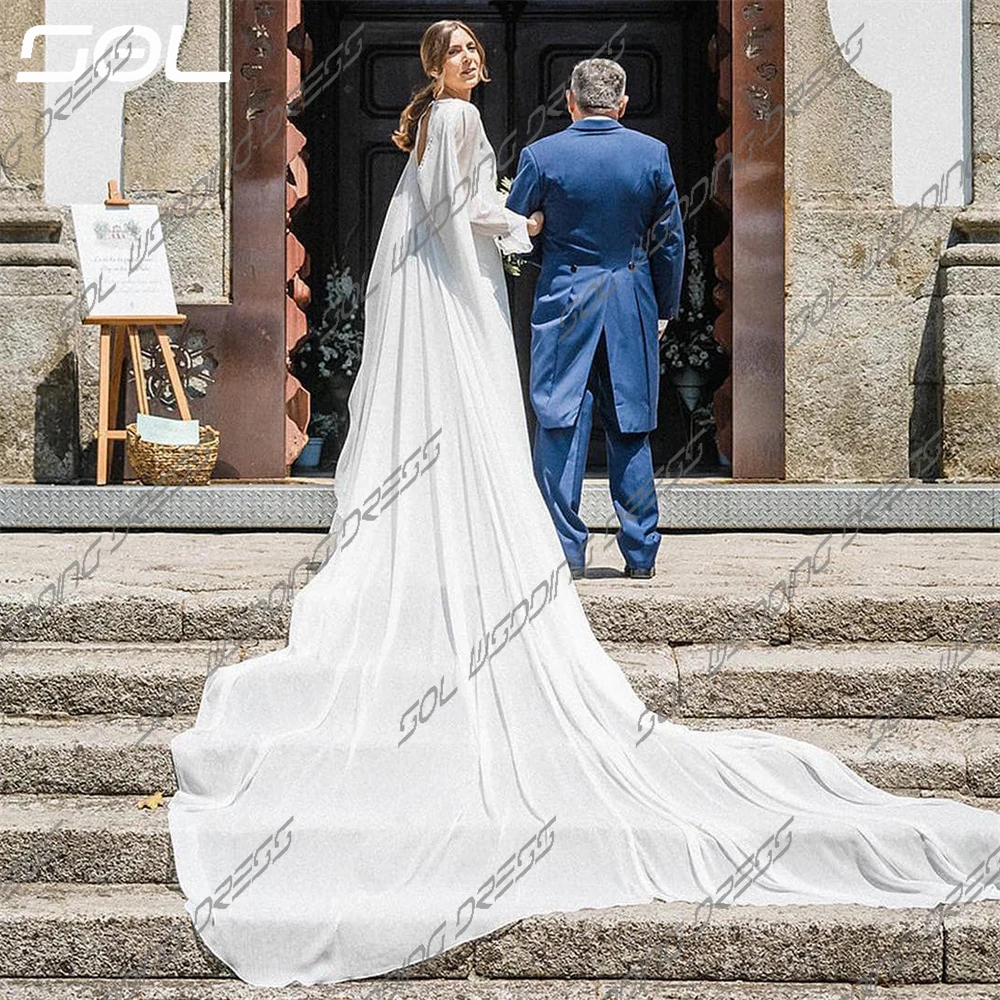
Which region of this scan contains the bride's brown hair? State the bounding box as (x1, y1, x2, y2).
(391, 20, 491, 152)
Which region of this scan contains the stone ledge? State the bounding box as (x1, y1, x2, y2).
(0, 205, 64, 244)
(12, 639, 1000, 721)
(0, 264, 79, 297)
(4, 789, 999, 888)
(2, 715, 999, 796)
(951, 208, 1000, 242)
(940, 244, 1000, 267)
(3, 882, 996, 982)
(941, 265, 1000, 294)
(0, 243, 77, 267)
(1, 981, 1000, 999)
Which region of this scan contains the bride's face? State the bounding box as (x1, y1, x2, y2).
(437, 28, 481, 98)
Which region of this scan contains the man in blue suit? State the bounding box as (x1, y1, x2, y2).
(506, 58, 685, 580)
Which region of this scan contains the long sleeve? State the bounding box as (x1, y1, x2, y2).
(504, 146, 544, 264)
(416, 100, 532, 256)
(648, 144, 685, 321)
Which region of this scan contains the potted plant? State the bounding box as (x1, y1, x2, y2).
(659, 231, 729, 410)
(290, 255, 365, 467)
(294, 411, 340, 470)
(657, 231, 730, 470)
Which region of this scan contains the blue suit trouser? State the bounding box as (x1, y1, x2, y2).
(532, 329, 660, 571)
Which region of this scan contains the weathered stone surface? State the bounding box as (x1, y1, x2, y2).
(10, 637, 1000, 723)
(941, 265, 1000, 295)
(780, 1, 1000, 480)
(0, 292, 80, 482)
(0, 204, 63, 242)
(943, 901, 1000, 981)
(128, 203, 228, 303)
(787, 208, 950, 303)
(0, 794, 176, 883)
(0, 715, 185, 794)
(0, 980, 991, 1000)
(3, 531, 1000, 646)
(9, 790, 999, 890)
(942, 384, 1000, 479)
(122, 0, 229, 302)
(0, 883, 975, 984)
(0, 981, 984, 1000)
(0, 640, 281, 716)
(784, 0, 893, 206)
(972, 23, 1000, 205)
(0, 264, 78, 296)
(671, 642, 1000, 720)
(0, 244, 76, 266)
(0, 589, 186, 644)
(974, 0, 1000, 24)
(784, 296, 930, 481)
(951, 209, 1000, 243)
(3, 715, 995, 797)
(474, 901, 942, 983)
(942, 296, 1000, 384)
(0, 0, 46, 194)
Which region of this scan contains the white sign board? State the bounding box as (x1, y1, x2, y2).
(70, 203, 178, 318)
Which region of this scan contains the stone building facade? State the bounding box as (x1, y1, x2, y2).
(0, 0, 997, 486)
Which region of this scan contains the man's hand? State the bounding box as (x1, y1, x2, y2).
(657, 318, 670, 342)
(527, 210, 545, 238)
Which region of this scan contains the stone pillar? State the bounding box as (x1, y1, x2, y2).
(0, 204, 81, 482)
(940, 209, 1000, 479)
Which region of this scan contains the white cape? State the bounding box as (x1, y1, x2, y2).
(169, 98, 1000, 987)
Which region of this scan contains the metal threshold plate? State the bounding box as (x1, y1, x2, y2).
(0, 480, 995, 530)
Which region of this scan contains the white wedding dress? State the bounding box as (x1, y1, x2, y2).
(169, 98, 1000, 987)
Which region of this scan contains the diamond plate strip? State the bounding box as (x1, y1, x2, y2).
(580, 481, 997, 530)
(0, 484, 336, 530)
(0, 482, 996, 530)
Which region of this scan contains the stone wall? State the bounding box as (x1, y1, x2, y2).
(0, 0, 45, 197)
(0, 0, 229, 482)
(783, 0, 1000, 481)
(121, 0, 231, 302)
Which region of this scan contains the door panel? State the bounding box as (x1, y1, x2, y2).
(506, 3, 708, 470)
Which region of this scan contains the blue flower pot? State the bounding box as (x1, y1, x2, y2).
(294, 436, 324, 469)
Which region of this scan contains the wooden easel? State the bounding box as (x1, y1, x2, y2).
(85, 180, 193, 486)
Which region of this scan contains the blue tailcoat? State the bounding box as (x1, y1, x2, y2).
(505, 117, 685, 433)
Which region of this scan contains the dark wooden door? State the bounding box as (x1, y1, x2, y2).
(304, 0, 727, 475)
(503, 2, 719, 472)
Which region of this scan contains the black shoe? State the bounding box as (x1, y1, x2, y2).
(570, 565, 586, 580)
(624, 564, 655, 580)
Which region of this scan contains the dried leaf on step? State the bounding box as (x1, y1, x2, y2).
(137, 791, 164, 810)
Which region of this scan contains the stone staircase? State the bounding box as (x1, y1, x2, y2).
(2, 529, 1000, 998)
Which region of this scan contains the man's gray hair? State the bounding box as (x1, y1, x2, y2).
(569, 58, 626, 113)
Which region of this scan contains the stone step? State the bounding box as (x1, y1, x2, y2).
(3, 791, 999, 888)
(3, 585, 1000, 647)
(3, 984, 1000, 1000)
(0, 795, 175, 884)
(3, 530, 1000, 646)
(2, 715, 999, 797)
(0, 882, 998, 983)
(6, 640, 1000, 721)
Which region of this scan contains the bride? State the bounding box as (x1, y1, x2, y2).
(169, 18, 1000, 988)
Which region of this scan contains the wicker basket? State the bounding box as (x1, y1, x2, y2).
(125, 422, 220, 486)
